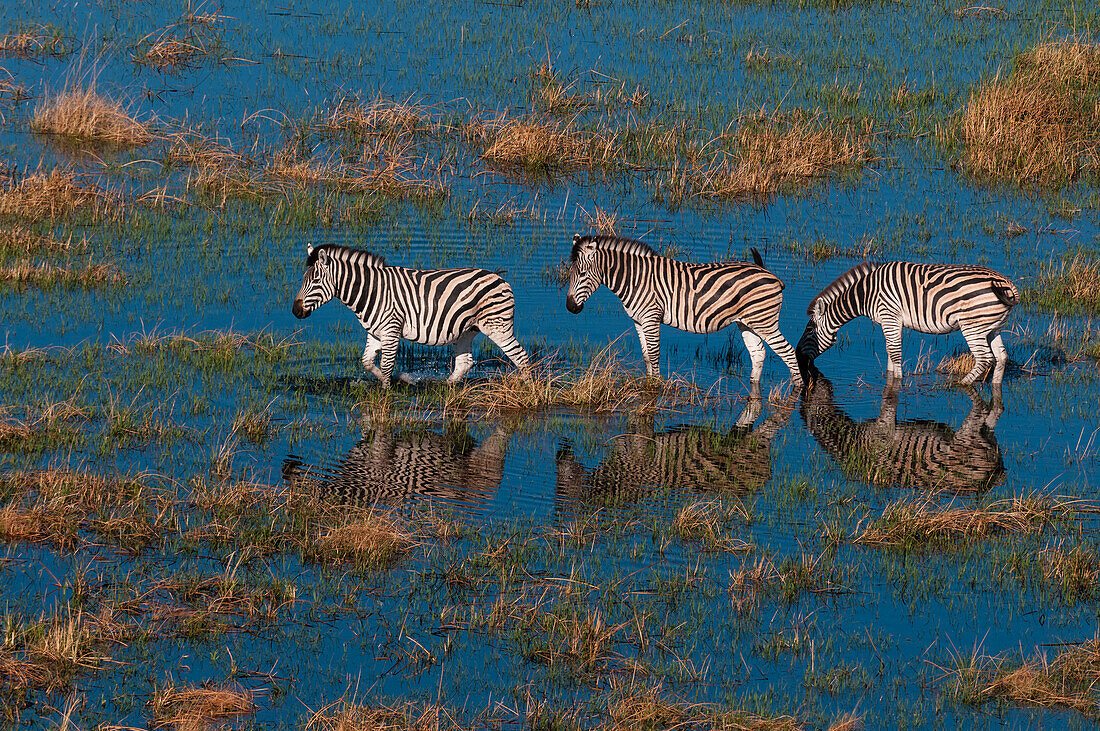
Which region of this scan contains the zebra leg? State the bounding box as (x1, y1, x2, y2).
(481, 319, 531, 377)
(880, 318, 904, 380)
(738, 324, 766, 383)
(634, 318, 662, 377)
(447, 330, 477, 384)
(989, 332, 1008, 384)
(361, 333, 385, 381)
(959, 323, 996, 385)
(755, 326, 803, 384)
(375, 326, 403, 389)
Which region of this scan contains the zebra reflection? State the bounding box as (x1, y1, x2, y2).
(801, 376, 1005, 493)
(555, 397, 794, 511)
(282, 423, 509, 511)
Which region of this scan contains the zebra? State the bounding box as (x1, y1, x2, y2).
(565, 234, 803, 385)
(555, 395, 794, 513)
(801, 374, 1005, 494)
(281, 422, 509, 513)
(292, 243, 530, 387)
(796, 261, 1019, 385)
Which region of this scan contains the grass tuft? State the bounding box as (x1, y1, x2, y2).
(956, 39, 1100, 185)
(1025, 252, 1100, 314)
(152, 684, 257, 728)
(33, 83, 151, 146)
(855, 494, 1072, 548)
(0, 168, 118, 220)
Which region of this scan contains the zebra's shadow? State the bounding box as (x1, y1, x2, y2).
(554, 395, 796, 516)
(800, 374, 1005, 494)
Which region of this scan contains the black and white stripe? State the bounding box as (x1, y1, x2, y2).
(796, 261, 1018, 384)
(801, 375, 1005, 493)
(293, 244, 529, 387)
(282, 424, 508, 511)
(565, 234, 802, 384)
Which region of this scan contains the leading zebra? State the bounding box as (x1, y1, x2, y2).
(293, 244, 530, 387)
(796, 261, 1018, 385)
(565, 234, 803, 386)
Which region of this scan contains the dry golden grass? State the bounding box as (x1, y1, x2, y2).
(855, 494, 1071, 547)
(441, 350, 723, 415)
(693, 112, 871, 199)
(672, 501, 753, 552)
(827, 713, 864, 731)
(0, 25, 70, 59)
(152, 684, 257, 728)
(958, 39, 1100, 185)
(482, 117, 617, 173)
(948, 640, 1100, 717)
(0, 226, 80, 255)
(531, 62, 588, 114)
(1028, 253, 1100, 313)
(306, 700, 462, 731)
(0, 168, 118, 220)
(311, 509, 413, 565)
(606, 681, 803, 730)
(138, 37, 207, 72)
(1040, 542, 1100, 593)
(0, 261, 123, 288)
(314, 93, 432, 139)
(33, 84, 151, 146)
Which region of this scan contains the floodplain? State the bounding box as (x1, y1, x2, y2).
(1, 0, 1100, 728)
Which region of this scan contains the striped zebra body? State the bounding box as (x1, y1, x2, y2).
(293, 244, 529, 387)
(797, 261, 1018, 384)
(565, 234, 802, 384)
(802, 376, 1004, 493)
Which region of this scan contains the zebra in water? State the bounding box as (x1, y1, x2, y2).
(801, 374, 1004, 494)
(796, 261, 1018, 385)
(292, 244, 530, 387)
(565, 234, 802, 385)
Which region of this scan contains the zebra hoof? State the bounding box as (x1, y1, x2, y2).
(398, 373, 417, 385)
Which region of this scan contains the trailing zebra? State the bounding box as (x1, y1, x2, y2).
(565, 234, 803, 385)
(801, 375, 1005, 493)
(293, 244, 530, 387)
(796, 261, 1019, 385)
(281, 423, 509, 512)
(555, 396, 794, 513)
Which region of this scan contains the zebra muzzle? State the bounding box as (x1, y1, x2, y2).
(292, 299, 309, 319)
(565, 295, 583, 314)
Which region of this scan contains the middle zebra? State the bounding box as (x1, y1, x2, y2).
(565, 234, 803, 385)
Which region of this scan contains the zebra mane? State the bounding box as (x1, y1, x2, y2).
(571, 234, 658, 262)
(807, 261, 879, 315)
(307, 243, 386, 268)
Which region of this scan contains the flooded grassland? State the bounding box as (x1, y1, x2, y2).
(1, 0, 1100, 728)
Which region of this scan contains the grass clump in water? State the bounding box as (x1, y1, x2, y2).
(0, 261, 123, 289)
(309, 509, 414, 567)
(0, 169, 118, 221)
(689, 111, 872, 201)
(32, 81, 151, 146)
(946, 640, 1100, 718)
(956, 39, 1100, 186)
(1025, 252, 1100, 314)
(854, 495, 1071, 548)
(151, 683, 257, 728)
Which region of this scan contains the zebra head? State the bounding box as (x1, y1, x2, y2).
(292, 245, 336, 319)
(796, 298, 838, 372)
(566, 234, 600, 314)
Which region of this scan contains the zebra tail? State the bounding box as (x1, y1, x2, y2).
(750, 247, 764, 268)
(991, 280, 1019, 307)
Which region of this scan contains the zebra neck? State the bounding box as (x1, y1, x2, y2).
(333, 260, 384, 313)
(601, 253, 653, 303)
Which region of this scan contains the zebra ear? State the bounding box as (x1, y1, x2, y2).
(306, 243, 314, 256)
(573, 233, 581, 244)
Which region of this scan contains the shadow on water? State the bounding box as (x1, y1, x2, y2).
(555, 396, 795, 515)
(282, 422, 509, 515)
(801, 374, 1006, 494)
